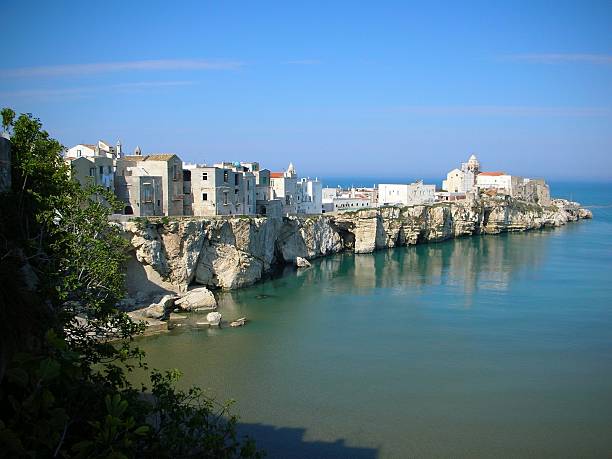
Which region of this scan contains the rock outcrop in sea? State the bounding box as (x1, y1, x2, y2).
(123, 196, 591, 297)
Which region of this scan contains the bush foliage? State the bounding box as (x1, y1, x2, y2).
(0, 110, 262, 458)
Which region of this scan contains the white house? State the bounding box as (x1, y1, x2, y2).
(475, 172, 523, 197)
(322, 186, 374, 212)
(378, 180, 436, 206)
(269, 163, 322, 215)
(296, 177, 322, 214)
(66, 140, 122, 159)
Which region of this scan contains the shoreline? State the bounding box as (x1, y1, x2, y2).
(120, 196, 592, 332)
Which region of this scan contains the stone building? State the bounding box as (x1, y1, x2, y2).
(183, 163, 252, 216)
(65, 156, 115, 191)
(214, 162, 257, 216)
(115, 154, 184, 216)
(521, 178, 551, 205)
(114, 175, 163, 216)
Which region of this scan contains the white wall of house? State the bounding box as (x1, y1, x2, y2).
(66, 144, 96, 158)
(331, 197, 372, 211)
(476, 174, 523, 197)
(187, 166, 244, 216)
(442, 168, 464, 193)
(379, 181, 436, 206)
(296, 178, 322, 214)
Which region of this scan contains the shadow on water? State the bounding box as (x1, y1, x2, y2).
(236, 422, 379, 459)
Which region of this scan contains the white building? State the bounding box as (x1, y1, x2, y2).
(322, 186, 374, 212)
(475, 172, 524, 197)
(442, 154, 480, 193)
(296, 177, 323, 214)
(66, 140, 122, 160)
(378, 180, 436, 206)
(269, 163, 322, 215)
(181, 163, 255, 216)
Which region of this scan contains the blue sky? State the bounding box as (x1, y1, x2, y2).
(2, 1, 611, 180)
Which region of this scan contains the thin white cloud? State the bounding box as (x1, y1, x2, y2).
(284, 59, 322, 65)
(503, 53, 612, 64)
(0, 80, 194, 99)
(386, 105, 611, 117)
(0, 59, 244, 78)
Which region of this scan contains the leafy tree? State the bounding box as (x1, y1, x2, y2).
(0, 110, 262, 458)
(1, 107, 14, 134)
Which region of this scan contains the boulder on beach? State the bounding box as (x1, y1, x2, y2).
(206, 311, 222, 326)
(141, 294, 177, 319)
(175, 287, 217, 311)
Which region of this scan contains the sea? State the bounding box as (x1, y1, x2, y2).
(135, 180, 612, 458)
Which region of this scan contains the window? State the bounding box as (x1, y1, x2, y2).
(107, 165, 112, 174)
(224, 171, 229, 183)
(202, 172, 208, 180)
(173, 164, 180, 181)
(246, 181, 250, 190)
(285, 196, 290, 205)
(143, 185, 153, 203)
(235, 189, 239, 194)
(157, 200, 161, 207)
(89, 168, 95, 176)
(77, 149, 82, 157)
(247, 195, 250, 204)
(234, 174, 239, 186)
(202, 193, 208, 201)
(223, 192, 228, 205)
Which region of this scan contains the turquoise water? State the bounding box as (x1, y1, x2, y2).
(137, 182, 612, 458)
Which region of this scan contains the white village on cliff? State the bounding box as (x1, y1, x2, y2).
(59, 139, 554, 217)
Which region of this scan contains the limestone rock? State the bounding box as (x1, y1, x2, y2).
(206, 311, 222, 326)
(122, 197, 592, 294)
(295, 257, 311, 268)
(141, 294, 176, 319)
(175, 287, 217, 311)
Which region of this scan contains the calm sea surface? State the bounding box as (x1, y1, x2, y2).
(136, 182, 612, 458)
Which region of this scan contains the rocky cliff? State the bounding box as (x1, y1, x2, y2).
(123, 196, 592, 296)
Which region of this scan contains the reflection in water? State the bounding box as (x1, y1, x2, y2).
(229, 231, 550, 309)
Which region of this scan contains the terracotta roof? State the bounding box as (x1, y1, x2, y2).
(270, 172, 284, 178)
(145, 154, 176, 161)
(479, 171, 505, 176)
